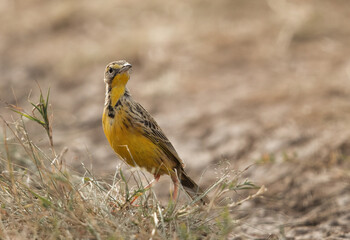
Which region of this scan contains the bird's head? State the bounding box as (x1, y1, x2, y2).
(104, 60, 132, 87)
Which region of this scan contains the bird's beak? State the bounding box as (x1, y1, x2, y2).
(120, 63, 132, 73)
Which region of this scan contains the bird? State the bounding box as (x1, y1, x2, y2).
(102, 60, 209, 205)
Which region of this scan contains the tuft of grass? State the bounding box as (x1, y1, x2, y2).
(0, 88, 266, 239)
(10, 87, 53, 148)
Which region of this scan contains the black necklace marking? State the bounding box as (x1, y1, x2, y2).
(115, 99, 122, 108)
(107, 104, 115, 118)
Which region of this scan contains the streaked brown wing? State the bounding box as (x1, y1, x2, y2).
(131, 102, 185, 168)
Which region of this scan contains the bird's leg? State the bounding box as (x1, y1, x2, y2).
(171, 173, 180, 202)
(130, 174, 160, 204)
(144, 174, 161, 190)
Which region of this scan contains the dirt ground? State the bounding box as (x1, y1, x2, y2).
(1, 0, 350, 238)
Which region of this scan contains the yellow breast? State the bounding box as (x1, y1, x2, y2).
(102, 106, 172, 176)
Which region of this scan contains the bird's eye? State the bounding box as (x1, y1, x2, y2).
(108, 68, 113, 74)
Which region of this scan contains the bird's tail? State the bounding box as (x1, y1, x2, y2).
(179, 170, 209, 205)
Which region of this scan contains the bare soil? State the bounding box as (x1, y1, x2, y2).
(1, 0, 350, 238)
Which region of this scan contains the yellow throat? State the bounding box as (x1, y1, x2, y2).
(106, 72, 130, 107)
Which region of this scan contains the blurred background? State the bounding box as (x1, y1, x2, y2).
(1, 0, 349, 238)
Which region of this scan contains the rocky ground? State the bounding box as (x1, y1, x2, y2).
(1, 0, 349, 238)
